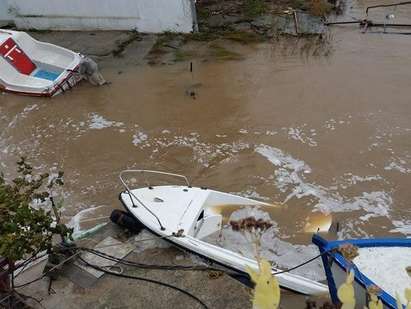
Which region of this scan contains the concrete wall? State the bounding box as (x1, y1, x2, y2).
(0, 0, 13, 26)
(3, 0, 196, 32)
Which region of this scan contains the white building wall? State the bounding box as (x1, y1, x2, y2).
(0, 0, 13, 26)
(4, 0, 196, 33)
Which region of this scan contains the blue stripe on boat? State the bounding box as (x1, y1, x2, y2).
(312, 234, 411, 309)
(33, 70, 60, 81)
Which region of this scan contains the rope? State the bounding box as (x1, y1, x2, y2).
(81, 247, 224, 272)
(272, 250, 330, 275)
(83, 244, 331, 277)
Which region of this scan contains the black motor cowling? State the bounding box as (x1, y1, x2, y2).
(110, 209, 144, 233)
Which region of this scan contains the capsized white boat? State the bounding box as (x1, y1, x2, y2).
(119, 170, 329, 295)
(0, 29, 84, 97)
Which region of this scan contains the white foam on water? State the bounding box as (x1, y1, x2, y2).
(323, 116, 351, 132)
(354, 247, 411, 305)
(230, 189, 271, 201)
(385, 159, 411, 174)
(255, 144, 392, 220)
(239, 129, 248, 134)
(336, 173, 384, 188)
(284, 126, 318, 147)
(391, 221, 411, 235)
(132, 130, 250, 167)
(22, 104, 39, 116)
(132, 131, 149, 146)
(5, 104, 39, 129)
(88, 113, 124, 130)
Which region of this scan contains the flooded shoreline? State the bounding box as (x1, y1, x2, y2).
(1, 0, 411, 263)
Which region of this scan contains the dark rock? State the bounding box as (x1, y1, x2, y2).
(232, 22, 252, 32)
(251, 15, 275, 28)
(208, 14, 227, 27)
(208, 14, 242, 28)
(295, 12, 326, 35)
(272, 12, 326, 36)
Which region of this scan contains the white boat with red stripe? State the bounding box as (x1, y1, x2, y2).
(0, 29, 83, 97)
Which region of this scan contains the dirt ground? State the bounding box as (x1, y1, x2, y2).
(14, 224, 326, 309)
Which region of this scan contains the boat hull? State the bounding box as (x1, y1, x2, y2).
(118, 185, 329, 296)
(0, 29, 83, 97)
(0, 67, 82, 97)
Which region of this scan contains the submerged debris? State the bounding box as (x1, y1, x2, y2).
(230, 216, 273, 233)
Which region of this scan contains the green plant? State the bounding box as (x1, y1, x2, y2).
(244, 0, 267, 18)
(223, 31, 264, 44)
(0, 157, 72, 263)
(209, 43, 243, 61)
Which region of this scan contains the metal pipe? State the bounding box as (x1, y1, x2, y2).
(293, 11, 300, 35)
(325, 19, 411, 28)
(325, 20, 363, 25)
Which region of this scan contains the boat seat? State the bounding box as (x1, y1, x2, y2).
(193, 209, 222, 240)
(32, 69, 60, 81)
(178, 189, 210, 235)
(0, 38, 37, 75)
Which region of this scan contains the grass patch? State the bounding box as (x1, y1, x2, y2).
(174, 49, 195, 62)
(112, 31, 141, 57)
(209, 43, 243, 61)
(185, 31, 218, 42)
(222, 31, 264, 44)
(186, 30, 264, 44)
(150, 31, 180, 54)
(197, 6, 211, 21)
(244, 0, 267, 18)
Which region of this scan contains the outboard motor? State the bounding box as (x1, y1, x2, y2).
(79, 57, 107, 86)
(110, 209, 144, 233)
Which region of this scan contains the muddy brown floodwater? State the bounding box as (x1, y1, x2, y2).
(1, 0, 411, 279)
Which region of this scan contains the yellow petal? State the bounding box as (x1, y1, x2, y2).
(347, 270, 354, 284)
(368, 297, 383, 309)
(405, 288, 411, 303)
(396, 293, 403, 309)
(338, 271, 355, 309)
(246, 265, 258, 283)
(246, 259, 280, 309)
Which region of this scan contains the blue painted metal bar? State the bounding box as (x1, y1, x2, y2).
(312, 234, 409, 309)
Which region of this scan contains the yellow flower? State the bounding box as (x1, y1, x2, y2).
(368, 293, 382, 309)
(337, 270, 355, 309)
(367, 285, 382, 309)
(396, 288, 411, 309)
(406, 288, 411, 304)
(246, 259, 280, 309)
(396, 293, 403, 309)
